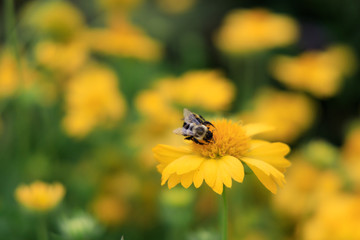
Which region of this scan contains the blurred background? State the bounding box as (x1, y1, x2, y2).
(1, 0, 360, 239)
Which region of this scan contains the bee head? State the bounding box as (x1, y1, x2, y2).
(204, 130, 213, 141)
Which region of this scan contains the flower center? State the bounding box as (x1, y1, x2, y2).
(192, 119, 250, 159)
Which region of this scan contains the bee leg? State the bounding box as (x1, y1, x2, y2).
(204, 121, 215, 128)
(184, 136, 193, 140)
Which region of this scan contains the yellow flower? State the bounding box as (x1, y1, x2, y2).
(62, 64, 126, 138)
(134, 85, 181, 169)
(171, 70, 235, 111)
(270, 45, 356, 98)
(241, 89, 315, 143)
(342, 125, 360, 162)
(35, 38, 88, 74)
(135, 71, 235, 169)
(135, 70, 234, 128)
(21, 0, 84, 41)
(0, 49, 37, 98)
(215, 8, 299, 54)
(86, 16, 162, 61)
(272, 158, 341, 219)
(153, 119, 291, 194)
(341, 125, 360, 190)
(15, 181, 65, 212)
(302, 194, 360, 240)
(135, 89, 181, 129)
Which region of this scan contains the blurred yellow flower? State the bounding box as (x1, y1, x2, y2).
(153, 119, 290, 194)
(135, 70, 234, 133)
(302, 194, 360, 240)
(342, 125, 360, 162)
(272, 158, 341, 219)
(21, 0, 84, 41)
(241, 89, 316, 143)
(35, 38, 88, 74)
(92, 195, 127, 226)
(171, 70, 235, 111)
(215, 8, 299, 54)
(62, 64, 126, 138)
(156, 0, 196, 14)
(131, 123, 185, 169)
(86, 17, 162, 61)
(270, 45, 356, 98)
(0, 49, 37, 98)
(15, 181, 65, 212)
(135, 89, 180, 129)
(341, 125, 360, 190)
(134, 83, 183, 169)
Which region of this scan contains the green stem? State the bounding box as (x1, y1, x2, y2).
(5, 0, 16, 48)
(222, 189, 228, 240)
(4, 0, 23, 86)
(38, 215, 48, 240)
(241, 56, 254, 110)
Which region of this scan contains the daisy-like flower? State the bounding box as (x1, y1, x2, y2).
(15, 181, 65, 212)
(153, 119, 291, 194)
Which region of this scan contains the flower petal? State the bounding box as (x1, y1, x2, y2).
(243, 123, 275, 137)
(161, 155, 204, 183)
(168, 174, 181, 189)
(241, 157, 284, 179)
(153, 144, 192, 164)
(247, 139, 269, 150)
(181, 172, 194, 188)
(245, 141, 291, 169)
(212, 172, 224, 195)
(218, 164, 232, 188)
(200, 159, 218, 187)
(250, 165, 278, 194)
(193, 170, 204, 188)
(220, 156, 244, 183)
(156, 163, 167, 173)
(241, 156, 285, 193)
(212, 163, 235, 194)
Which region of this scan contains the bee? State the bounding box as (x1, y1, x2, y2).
(173, 108, 214, 145)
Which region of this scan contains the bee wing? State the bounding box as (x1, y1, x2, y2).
(183, 108, 201, 125)
(173, 128, 185, 135)
(173, 127, 194, 136)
